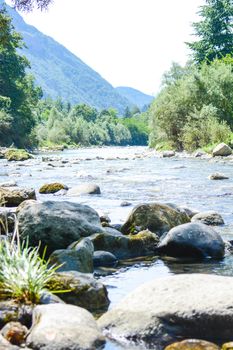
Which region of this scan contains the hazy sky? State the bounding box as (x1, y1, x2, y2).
(12, 0, 204, 95)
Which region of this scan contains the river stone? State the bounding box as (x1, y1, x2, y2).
(39, 182, 68, 194)
(1, 321, 28, 346)
(4, 149, 33, 161)
(222, 342, 233, 350)
(0, 187, 36, 207)
(47, 271, 110, 313)
(162, 150, 175, 157)
(165, 339, 220, 350)
(0, 301, 33, 329)
(26, 304, 105, 350)
(0, 334, 19, 349)
(157, 222, 225, 259)
(98, 274, 233, 348)
(90, 230, 159, 260)
(121, 203, 190, 236)
(208, 173, 229, 180)
(213, 143, 232, 157)
(49, 238, 94, 273)
(0, 207, 16, 233)
(93, 251, 118, 267)
(17, 200, 104, 255)
(191, 211, 224, 226)
(67, 183, 101, 196)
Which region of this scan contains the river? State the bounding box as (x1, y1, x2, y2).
(1, 146, 233, 349)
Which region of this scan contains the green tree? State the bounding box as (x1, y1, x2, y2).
(187, 0, 233, 64)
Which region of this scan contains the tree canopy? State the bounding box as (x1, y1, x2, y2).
(187, 0, 233, 64)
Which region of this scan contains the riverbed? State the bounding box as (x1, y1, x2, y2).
(1, 146, 233, 349)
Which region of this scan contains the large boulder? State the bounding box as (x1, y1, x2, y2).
(17, 201, 104, 255)
(47, 271, 110, 313)
(191, 211, 224, 226)
(4, 149, 33, 161)
(98, 274, 233, 348)
(0, 187, 36, 207)
(213, 143, 232, 157)
(157, 222, 225, 259)
(49, 238, 94, 273)
(67, 183, 101, 196)
(121, 203, 190, 236)
(26, 304, 105, 350)
(90, 230, 159, 260)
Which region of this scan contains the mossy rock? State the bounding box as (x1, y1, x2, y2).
(4, 149, 33, 161)
(165, 339, 220, 349)
(39, 183, 68, 194)
(222, 343, 233, 350)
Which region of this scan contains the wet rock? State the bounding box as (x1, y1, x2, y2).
(39, 183, 68, 194)
(120, 201, 132, 207)
(53, 189, 67, 196)
(0, 181, 17, 187)
(222, 342, 233, 350)
(93, 251, 118, 267)
(100, 214, 111, 225)
(90, 230, 159, 260)
(4, 149, 33, 162)
(191, 211, 224, 226)
(165, 203, 198, 219)
(0, 207, 16, 233)
(157, 222, 225, 259)
(26, 304, 105, 350)
(213, 143, 232, 157)
(39, 292, 64, 305)
(47, 271, 110, 313)
(193, 150, 207, 158)
(67, 183, 101, 196)
(98, 274, 233, 348)
(17, 200, 104, 256)
(165, 339, 220, 350)
(0, 187, 36, 207)
(104, 226, 122, 236)
(50, 238, 94, 273)
(0, 301, 33, 329)
(1, 321, 28, 346)
(0, 334, 19, 349)
(162, 150, 175, 157)
(121, 202, 190, 236)
(208, 173, 229, 180)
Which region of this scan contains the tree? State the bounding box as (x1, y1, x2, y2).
(187, 0, 233, 64)
(10, 0, 52, 11)
(0, 7, 41, 147)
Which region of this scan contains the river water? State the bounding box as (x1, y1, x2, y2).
(1, 146, 233, 349)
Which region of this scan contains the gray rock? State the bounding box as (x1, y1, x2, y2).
(93, 251, 118, 267)
(67, 183, 101, 196)
(0, 187, 36, 207)
(98, 274, 233, 348)
(208, 173, 229, 180)
(191, 211, 224, 226)
(49, 238, 94, 273)
(120, 201, 132, 207)
(162, 150, 175, 157)
(213, 143, 232, 157)
(17, 201, 104, 256)
(1, 321, 28, 346)
(104, 226, 123, 236)
(121, 202, 190, 236)
(47, 271, 110, 313)
(157, 222, 225, 259)
(26, 304, 105, 350)
(90, 230, 159, 260)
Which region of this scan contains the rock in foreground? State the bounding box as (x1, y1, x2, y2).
(191, 211, 224, 226)
(157, 222, 225, 259)
(98, 274, 233, 349)
(0, 187, 36, 207)
(121, 203, 190, 236)
(27, 304, 105, 350)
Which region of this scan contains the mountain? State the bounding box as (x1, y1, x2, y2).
(2, 1, 131, 113)
(115, 86, 154, 110)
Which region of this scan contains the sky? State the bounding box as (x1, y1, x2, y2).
(10, 0, 204, 96)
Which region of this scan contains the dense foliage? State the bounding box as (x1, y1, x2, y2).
(187, 0, 233, 64)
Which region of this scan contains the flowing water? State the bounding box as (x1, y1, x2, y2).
(1, 146, 233, 349)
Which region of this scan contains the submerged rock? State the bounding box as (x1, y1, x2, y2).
(47, 271, 110, 313)
(39, 183, 68, 194)
(213, 143, 232, 157)
(121, 202, 190, 236)
(98, 274, 233, 348)
(17, 200, 104, 255)
(157, 222, 225, 259)
(26, 304, 105, 350)
(208, 173, 229, 180)
(0, 187, 36, 207)
(191, 211, 224, 226)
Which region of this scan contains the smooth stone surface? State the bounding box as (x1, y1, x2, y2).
(67, 183, 101, 196)
(93, 251, 118, 267)
(26, 304, 105, 350)
(213, 143, 232, 157)
(0, 187, 36, 207)
(17, 200, 104, 255)
(47, 271, 110, 313)
(98, 274, 233, 349)
(191, 211, 224, 226)
(121, 202, 190, 236)
(157, 222, 225, 259)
